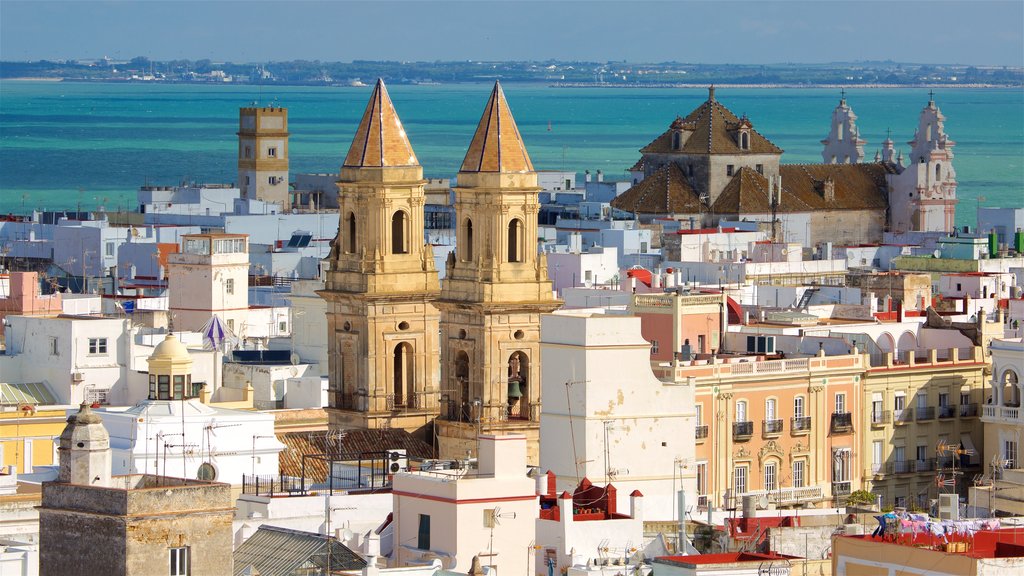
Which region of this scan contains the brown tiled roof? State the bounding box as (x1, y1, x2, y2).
(460, 81, 535, 173)
(711, 164, 889, 214)
(610, 163, 705, 214)
(627, 158, 645, 172)
(343, 78, 419, 168)
(277, 428, 434, 480)
(641, 95, 783, 156)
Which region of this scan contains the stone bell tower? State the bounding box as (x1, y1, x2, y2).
(434, 81, 560, 464)
(821, 92, 866, 164)
(320, 79, 442, 436)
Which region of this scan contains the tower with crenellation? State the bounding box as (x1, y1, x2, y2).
(238, 106, 290, 209)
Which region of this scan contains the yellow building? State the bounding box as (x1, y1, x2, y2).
(238, 106, 290, 208)
(0, 382, 66, 474)
(321, 79, 442, 437)
(433, 82, 560, 464)
(859, 346, 987, 509)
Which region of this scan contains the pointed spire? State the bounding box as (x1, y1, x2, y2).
(459, 81, 534, 174)
(343, 79, 418, 168)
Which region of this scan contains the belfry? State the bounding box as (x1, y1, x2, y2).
(433, 82, 559, 463)
(321, 79, 442, 435)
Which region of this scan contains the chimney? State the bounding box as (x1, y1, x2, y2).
(477, 434, 526, 478)
(596, 170, 604, 182)
(585, 170, 591, 183)
(629, 490, 644, 520)
(559, 491, 574, 526)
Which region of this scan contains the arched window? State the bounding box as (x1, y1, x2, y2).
(765, 398, 776, 420)
(764, 460, 778, 491)
(463, 218, 474, 261)
(740, 132, 750, 150)
(393, 342, 414, 407)
(391, 211, 408, 254)
(736, 400, 748, 422)
(672, 132, 682, 150)
(935, 163, 942, 181)
(837, 122, 844, 141)
(507, 351, 529, 419)
(346, 212, 356, 254)
(926, 123, 932, 142)
(455, 350, 471, 421)
(1002, 370, 1020, 407)
(507, 218, 523, 263)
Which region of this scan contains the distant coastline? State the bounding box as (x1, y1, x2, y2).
(550, 82, 1019, 89)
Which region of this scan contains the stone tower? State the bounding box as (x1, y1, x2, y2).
(821, 93, 866, 164)
(167, 233, 249, 334)
(57, 403, 112, 487)
(434, 82, 559, 464)
(238, 106, 290, 208)
(321, 79, 442, 435)
(146, 333, 194, 400)
(888, 95, 958, 234)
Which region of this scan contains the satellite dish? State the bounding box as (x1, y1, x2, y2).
(290, 353, 301, 366)
(933, 250, 941, 258)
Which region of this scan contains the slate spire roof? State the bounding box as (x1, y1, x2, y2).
(343, 78, 419, 168)
(459, 81, 535, 173)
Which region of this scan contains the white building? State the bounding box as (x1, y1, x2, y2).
(547, 246, 620, 295)
(391, 435, 537, 574)
(167, 233, 250, 333)
(539, 312, 697, 520)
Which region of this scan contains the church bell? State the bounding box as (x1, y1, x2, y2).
(507, 379, 523, 399)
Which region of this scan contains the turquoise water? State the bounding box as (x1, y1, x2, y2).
(1, 81, 1022, 225)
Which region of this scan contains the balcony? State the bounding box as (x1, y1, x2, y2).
(938, 405, 957, 419)
(695, 425, 709, 440)
(983, 404, 1022, 424)
(888, 460, 912, 475)
(914, 458, 936, 473)
(790, 416, 811, 434)
(959, 403, 978, 418)
(739, 485, 824, 506)
(733, 421, 754, 441)
(870, 410, 891, 426)
(894, 409, 913, 424)
(762, 419, 784, 436)
(832, 481, 852, 496)
(830, 412, 853, 434)
(915, 406, 935, 421)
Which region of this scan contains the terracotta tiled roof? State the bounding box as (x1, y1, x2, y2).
(343, 78, 419, 168)
(277, 428, 434, 481)
(460, 81, 535, 173)
(610, 163, 705, 214)
(628, 158, 645, 172)
(711, 164, 889, 214)
(641, 94, 782, 156)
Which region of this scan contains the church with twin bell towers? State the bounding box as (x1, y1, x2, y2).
(321, 81, 557, 462)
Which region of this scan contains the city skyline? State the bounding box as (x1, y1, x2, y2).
(1, 0, 1022, 66)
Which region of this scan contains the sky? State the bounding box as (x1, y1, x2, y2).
(1, 0, 1022, 66)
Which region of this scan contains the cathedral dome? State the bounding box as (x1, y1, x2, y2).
(151, 333, 190, 362)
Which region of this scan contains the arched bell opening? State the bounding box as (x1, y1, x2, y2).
(507, 351, 529, 420)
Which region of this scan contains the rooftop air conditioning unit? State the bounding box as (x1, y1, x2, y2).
(386, 449, 408, 474)
(72, 372, 85, 383)
(938, 493, 960, 521)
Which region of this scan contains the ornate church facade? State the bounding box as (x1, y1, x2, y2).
(320, 81, 556, 462)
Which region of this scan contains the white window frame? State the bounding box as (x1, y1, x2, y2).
(88, 337, 108, 355)
(765, 398, 777, 421)
(793, 396, 805, 419)
(835, 393, 846, 414)
(736, 400, 748, 422)
(169, 546, 189, 576)
(734, 465, 748, 495)
(267, 147, 277, 158)
(225, 278, 235, 295)
(764, 461, 778, 491)
(792, 459, 805, 488)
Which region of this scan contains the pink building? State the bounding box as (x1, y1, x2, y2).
(0, 272, 62, 344)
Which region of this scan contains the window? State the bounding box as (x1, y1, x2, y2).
(672, 132, 682, 150)
(227, 319, 235, 331)
(872, 441, 883, 473)
(173, 375, 185, 400)
(225, 278, 234, 295)
(832, 448, 851, 482)
(764, 461, 777, 491)
(279, 321, 287, 332)
(938, 393, 949, 407)
(1005, 440, 1019, 468)
(740, 132, 750, 150)
(88, 338, 108, 354)
(726, 164, 734, 176)
(169, 546, 189, 576)
(765, 398, 777, 421)
(734, 466, 748, 495)
(507, 219, 523, 263)
(960, 391, 970, 406)
(267, 147, 277, 157)
(794, 396, 805, 419)
(695, 404, 703, 426)
(696, 462, 707, 497)
(778, 458, 797, 490)
(417, 514, 431, 550)
(464, 219, 474, 261)
(956, 283, 962, 291)
(268, 176, 277, 185)
(50, 337, 59, 356)
(894, 446, 905, 465)
(392, 211, 408, 254)
(149, 374, 157, 400)
(346, 213, 357, 254)
(835, 393, 846, 414)
(105, 242, 115, 256)
(894, 393, 906, 415)
(916, 445, 928, 462)
(86, 388, 108, 405)
(895, 495, 907, 509)
(158, 375, 170, 400)
(916, 393, 927, 409)
(736, 400, 748, 422)
(246, 175, 251, 185)
(650, 340, 659, 355)
(756, 164, 764, 175)
(244, 146, 251, 159)
(872, 397, 883, 419)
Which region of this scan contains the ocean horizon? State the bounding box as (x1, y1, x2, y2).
(1, 81, 1021, 225)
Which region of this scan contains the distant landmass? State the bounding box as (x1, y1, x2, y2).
(2, 58, 1021, 86)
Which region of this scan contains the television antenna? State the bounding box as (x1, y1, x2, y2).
(936, 440, 974, 494)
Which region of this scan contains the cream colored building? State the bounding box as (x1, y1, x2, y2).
(433, 82, 559, 463)
(167, 233, 249, 334)
(238, 106, 290, 209)
(321, 79, 442, 437)
(391, 434, 537, 575)
(859, 346, 987, 509)
(833, 529, 1024, 576)
(979, 338, 1024, 515)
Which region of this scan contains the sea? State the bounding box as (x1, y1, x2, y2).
(1, 81, 1022, 226)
